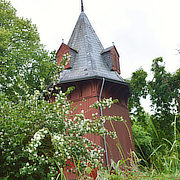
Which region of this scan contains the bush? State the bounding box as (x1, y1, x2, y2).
(0, 80, 123, 179)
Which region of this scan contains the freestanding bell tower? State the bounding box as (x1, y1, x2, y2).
(55, 1, 134, 179)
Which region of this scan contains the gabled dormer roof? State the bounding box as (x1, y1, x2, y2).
(101, 46, 120, 57)
(58, 12, 128, 85)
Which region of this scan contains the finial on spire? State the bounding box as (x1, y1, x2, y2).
(81, 0, 84, 12)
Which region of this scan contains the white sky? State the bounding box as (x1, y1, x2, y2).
(10, 0, 180, 79)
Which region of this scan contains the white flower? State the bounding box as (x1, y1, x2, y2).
(44, 130, 48, 134)
(34, 133, 41, 141)
(28, 148, 32, 153)
(34, 143, 39, 148)
(53, 135, 61, 141)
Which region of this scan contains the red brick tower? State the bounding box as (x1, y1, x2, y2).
(55, 1, 134, 178)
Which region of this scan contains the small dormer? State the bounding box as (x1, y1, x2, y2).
(56, 43, 77, 69)
(101, 46, 120, 74)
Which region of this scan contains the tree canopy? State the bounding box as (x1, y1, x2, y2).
(128, 57, 180, 164)
(0, 0, 56, 102)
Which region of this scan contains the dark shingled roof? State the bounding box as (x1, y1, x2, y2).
(59, 12, 128, 86)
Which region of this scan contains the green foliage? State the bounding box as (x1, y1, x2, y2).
(127, 69, 153, 164)
(0, 88, 123, 179)
(0, 51, 122, 179)
(0, 1, 121, 178)
(128, 57, 180, 142)
(0, 0, 57, 102)
(147, 115, 180, 175)
(1, 0, 179, 178)
(97, 156, 180, 179)
(128, 68, 148, 112)
(128, 57, 180, 175)
(131, 122, 152, 161)
(127, 68, 148, 127)
(149, 57, 179, 143)
(0, 85, 66, 179)
(97, 129, 180, 179)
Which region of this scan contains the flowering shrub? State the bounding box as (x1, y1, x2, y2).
(0, 87, 66, 179)
(90, 97, 118, 110)
(0, 53, 125, 179)
(0, 81, 124, 179)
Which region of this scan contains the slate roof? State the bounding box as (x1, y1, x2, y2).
(59, 12, 128, 86)
(101, 46, 114, 54)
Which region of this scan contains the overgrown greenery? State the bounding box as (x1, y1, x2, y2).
(0, 0, 179, 179)
(0, 2, 121, 178)
(127, 57, 180, 175)
(0, 78, 121, 179)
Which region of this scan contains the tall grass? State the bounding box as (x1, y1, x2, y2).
(54, 116, 180, 179)
(147, 115, 180, 175)
(97, 115, 180, 179)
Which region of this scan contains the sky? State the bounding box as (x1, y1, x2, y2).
(10, 0, 180, 79)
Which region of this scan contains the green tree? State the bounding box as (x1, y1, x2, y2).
(0, 0, 56, 102)
(127, 69, 152, 164)
(148, 57, 179, 144)
(128, 57, 180, 167)
(127, 68, 148, 127)
(128, 57, 179, 141)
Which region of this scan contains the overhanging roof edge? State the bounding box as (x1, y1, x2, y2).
(58, 75, 130, 86)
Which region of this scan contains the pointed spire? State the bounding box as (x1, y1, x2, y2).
(81, 0, 84, 12)
(59, 5, 127, 86)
